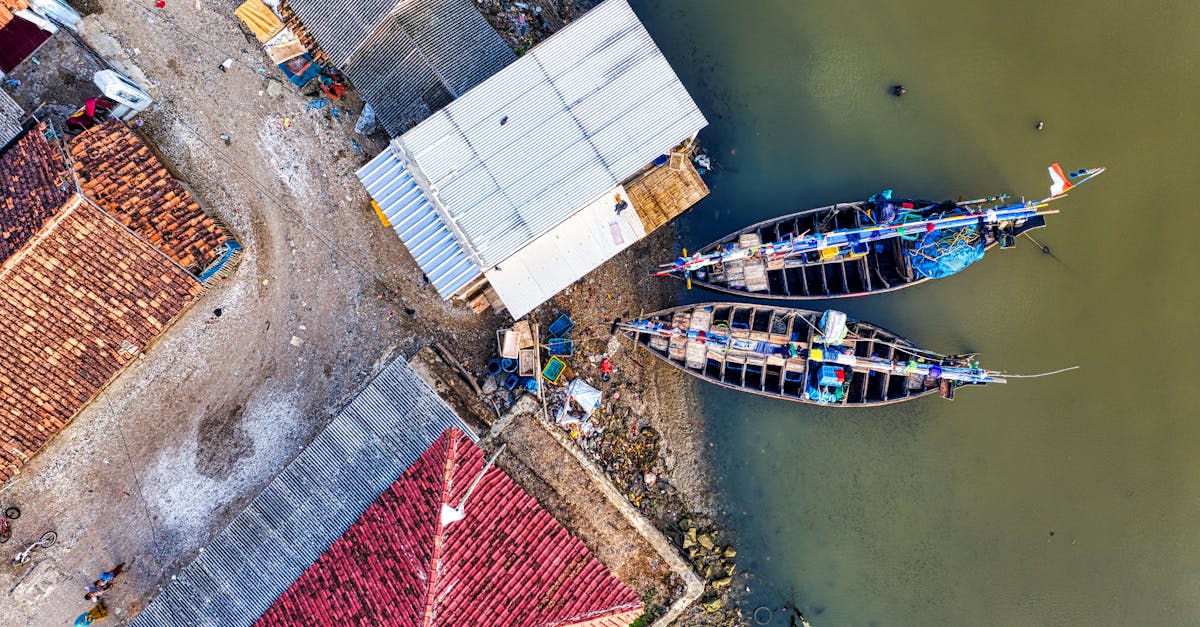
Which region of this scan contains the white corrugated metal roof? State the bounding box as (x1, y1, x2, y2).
(484, 184, 645, 319)
(357, 148, 481, 299)
(395, 0, 707, 268)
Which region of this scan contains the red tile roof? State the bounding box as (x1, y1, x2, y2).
(255, 428, 644, 627)
(69, 120, 230, 275)
(0, 197, 202, 481)
(0, 126, 71, 262)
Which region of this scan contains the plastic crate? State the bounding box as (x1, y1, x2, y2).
(548, 314, 574, 338)
(548, 338, 573, 356)
(542, 356, 566, 384)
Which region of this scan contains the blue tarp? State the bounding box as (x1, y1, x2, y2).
(909, 224, 985, 279)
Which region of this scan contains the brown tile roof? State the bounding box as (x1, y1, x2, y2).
(0, 197, 201, 482)
(69, 120, 230, 274)
(0, 127, 71, 262)
(0, 0, 29, 29)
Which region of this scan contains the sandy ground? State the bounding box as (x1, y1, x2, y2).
(0, 1, 739, 625)
(0, 2, 500, 625)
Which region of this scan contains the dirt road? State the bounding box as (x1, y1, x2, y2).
(0, 1, 736, 625)
(0, 2, 502, 624)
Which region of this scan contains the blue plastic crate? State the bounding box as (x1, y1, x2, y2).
(548, 338, 573, 356)
(548, 314, 574, 338)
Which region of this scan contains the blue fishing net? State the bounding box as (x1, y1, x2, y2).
(908, 223, 985, 279)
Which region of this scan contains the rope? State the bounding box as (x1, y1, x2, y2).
(999, 365, 1080, 378)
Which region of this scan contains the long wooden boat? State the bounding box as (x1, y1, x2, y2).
(619, 303, 1004, 407)
(656, 164, 1104, 299)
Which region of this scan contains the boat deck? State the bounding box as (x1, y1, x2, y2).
(682, 202, 1047, 299)
(631, 304, 945, 406)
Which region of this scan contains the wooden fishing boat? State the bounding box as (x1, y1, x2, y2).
(619, 303, 1004, 407)
(655, 164, 1105, 299)
(661, 197, 1046, 299)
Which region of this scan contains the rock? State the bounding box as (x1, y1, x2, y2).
(481, 377, 498, 394)
(701, 596, 724, 612)
(712, 576, 732, 589)
(643, 471, 656, 486)
(266, 79, 284, 98)
(698, 533, 715, 550)
(506, 394, 540, 416)
(723, 547, 737, 558)
(683, 527, 697, 549)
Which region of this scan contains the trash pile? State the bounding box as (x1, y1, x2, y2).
(475, 1, 557, 52)
(480, 319, 542, 414)
(233, 0, 347, 94)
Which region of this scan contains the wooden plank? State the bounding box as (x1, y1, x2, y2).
(625, 157, 711, 233)
(684, 341, 707, 370)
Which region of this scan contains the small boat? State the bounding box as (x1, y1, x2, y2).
(619, 303, 1005, 406)
(654, 164, 1104, 299)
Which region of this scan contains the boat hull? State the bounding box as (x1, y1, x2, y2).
(666, 201, 1048, 299)
(622, 303, 986, 407)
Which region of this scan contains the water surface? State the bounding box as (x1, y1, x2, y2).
(632, 0, 1200, 624)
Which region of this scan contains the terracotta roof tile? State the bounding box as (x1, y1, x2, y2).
(68, 120, 230, 274)
(0, 0, 29, 29)
(0, 127, 71, 262)
(254, 428, 643, 627)
(0, 198, 200, 483)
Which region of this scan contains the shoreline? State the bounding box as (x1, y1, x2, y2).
(509, 222, 749, 625)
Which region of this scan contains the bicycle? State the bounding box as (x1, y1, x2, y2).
(0, 507, 18, 543)
(11, 531, 56, 565)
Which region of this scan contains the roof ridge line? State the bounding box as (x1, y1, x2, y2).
(420, 429, 461, 627)
(547, 599, 646, 627)
(0, 194, 83, 282)
(55, 121, 206, 284)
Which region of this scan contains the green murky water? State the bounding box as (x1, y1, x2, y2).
(633, 0, 1200, 624)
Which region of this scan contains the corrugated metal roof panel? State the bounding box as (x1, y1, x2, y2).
(394, 0, 707, 269)
(357, 147, 481, 299)
(285, 0, 396, 66)
(132, 358, 475, 627)
(0, 89, 24, 148)
(484, 183, 646, 319)
(290, 0, 514, 135)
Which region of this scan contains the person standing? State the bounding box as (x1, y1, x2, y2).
(97, 563, 124, 589)
(73, 600, 108, 626)
(83, 581, 104, 602)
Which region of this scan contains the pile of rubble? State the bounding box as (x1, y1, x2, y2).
(474, 0, 599, 53)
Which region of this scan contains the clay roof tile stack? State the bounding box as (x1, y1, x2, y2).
(69, 119, 229, 274)
(254, 428, 643, 627)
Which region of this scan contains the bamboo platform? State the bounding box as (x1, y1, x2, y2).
(625, 156, 710, 233)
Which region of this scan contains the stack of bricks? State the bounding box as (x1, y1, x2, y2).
(254, 428, 644, 627)
(69, 120, 229, 275)
(278, 0, 331, 67)
(0, 127, 71, 261)
(0, 199, 201, 482)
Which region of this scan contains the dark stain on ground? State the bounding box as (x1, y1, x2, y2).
(67, 0, 103, 15)
(195, 403, 255, 479)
